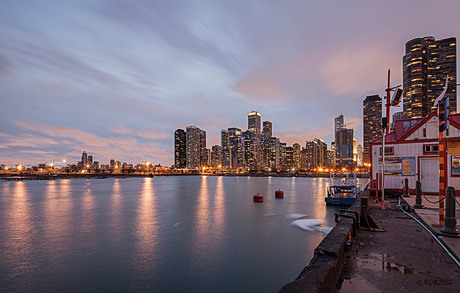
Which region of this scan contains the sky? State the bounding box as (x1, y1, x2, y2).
(1, 0, 460, 168)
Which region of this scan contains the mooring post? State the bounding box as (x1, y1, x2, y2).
(375, 172, 379, 202)
(403, 178, 409, 197)
(361, 196, 368, 215)
(440, 187, 460, 237)
(359, 196, 387, 232)
(414, 181, 425, 209)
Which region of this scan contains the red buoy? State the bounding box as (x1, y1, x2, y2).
(253, 194, 264, 202)
(275, 190, 284, 198)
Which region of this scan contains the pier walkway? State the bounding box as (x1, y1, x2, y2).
(280, 191, 460, 292)
(335, 194, 460, 292)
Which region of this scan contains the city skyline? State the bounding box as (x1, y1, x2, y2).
(1, 1, 460, 167)
(173, 110, 357, 172)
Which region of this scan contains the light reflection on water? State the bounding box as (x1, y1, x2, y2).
(132, 178, 158, 284)
(109, 178, 122, 243)
(10, 182, 33, 280)
(0, 176, 368, 293)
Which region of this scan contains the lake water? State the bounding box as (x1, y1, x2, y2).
(0, 176, 368, 292)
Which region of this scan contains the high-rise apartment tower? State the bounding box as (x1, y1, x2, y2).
(186, 125, 201, 169)
(200, 130, 207, 167)
(248, 111, 262, 169)
(174, 129, 186, 168)
(262, 121, 273, 168)
(363, 95, 382, 164)
(403, 36, 457, 118)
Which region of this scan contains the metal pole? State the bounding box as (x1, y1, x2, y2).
(438, 102, 445, 226)
(382, 126, 385, 209)
(381, 69, 391, 208)
(386, 69, 391, 135)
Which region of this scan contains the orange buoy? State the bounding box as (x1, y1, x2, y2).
(275, 190, 284, 198)
(253, 194, 264, 202)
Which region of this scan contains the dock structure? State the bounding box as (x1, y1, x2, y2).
(279, 190, 460, 293)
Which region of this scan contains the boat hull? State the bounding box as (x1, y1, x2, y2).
(325, 197, 357, 206)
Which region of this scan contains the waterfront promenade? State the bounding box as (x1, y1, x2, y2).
(279, 191, 460, 292)
(0, 172, 370, 180)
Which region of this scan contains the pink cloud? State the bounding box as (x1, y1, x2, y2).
(19, 150, 57, 154)
(5, 119, 173, 166)
(234, 74, 285, 101)
(275, 128, 333, 147)
(109, 123, 171, 140)
(0, 133, 59, 148)
(10, 119, 109, 147)
(36, 83, 73, 95)
(201, 116, 233, 131)
(151, 105, 166, 115)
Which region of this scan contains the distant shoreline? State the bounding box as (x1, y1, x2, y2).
(0, 172, 370, 180)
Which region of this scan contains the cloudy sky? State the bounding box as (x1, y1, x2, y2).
(1, 0, 459, 167)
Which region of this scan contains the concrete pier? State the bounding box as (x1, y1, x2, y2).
(279, 190, 460, 292)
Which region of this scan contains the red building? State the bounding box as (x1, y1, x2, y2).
(371, 112, 460, 194)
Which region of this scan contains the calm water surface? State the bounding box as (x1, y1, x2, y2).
(0, 176, 368, 292)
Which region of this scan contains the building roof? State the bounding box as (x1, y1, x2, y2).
(371, 112, 460, 144)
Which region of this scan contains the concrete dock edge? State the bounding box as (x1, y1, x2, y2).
(279, 200, 361, 293)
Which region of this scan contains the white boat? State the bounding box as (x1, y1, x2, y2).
(325, 172, 360, 206)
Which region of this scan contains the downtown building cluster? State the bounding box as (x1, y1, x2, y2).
(174, 111, 359, 172)
(1, 151, 161, 174)
(66, 151, 158, 173)
(362, 35, 457, 164)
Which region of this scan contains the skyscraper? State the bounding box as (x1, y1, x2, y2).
(279, 142, 287, 170)
(87, 155, 93, 169)
(363, 94, 382, 163)
(334, 112, 344, 160)
(262, 121, 272, 144)
(357, 145, 363, 167)
(221, 129, 230, 168)
(269, 137, 280, 170)
(248, 111, 262, 169)
(293, 143, 301, 170)
(285, 147, 295, 170)
(326, 149, 335, 168)
(334, 113, 344, 134)
(403, 36, 457, 118)
(200, 129, 207, 167)
(174, 129, 186, 168)
(243, 130, 254, 168)
(336, 128, 354, 166)
(186, 125, 201, 169)
(228, 127, 244, 169)
(305, 140, 317, 169)
(305, 138, 327, 169)
(262, 121, 273, 168)
(211, 145, 222, 168)
(81, 151, 87, 170)
(248, 111, 261, 133)
(300, 148, 307, 171)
